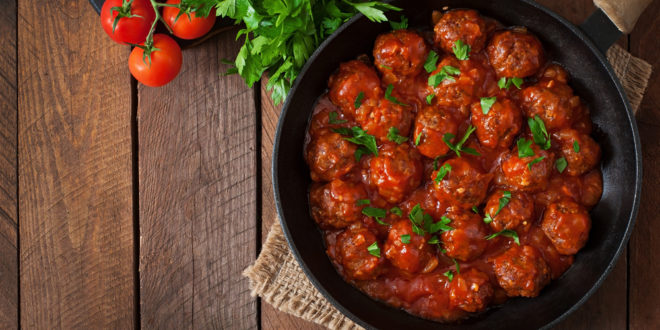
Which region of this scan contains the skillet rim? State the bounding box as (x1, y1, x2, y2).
(272, 0, 642, 328)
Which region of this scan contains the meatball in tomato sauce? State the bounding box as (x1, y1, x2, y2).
(497, 143, 554, 191)
(335, 226, 385, 280)
(309, 180, 368, 229)
(374, 29, 428, 83)
(413, 106, 458, 158)
(428, 56, 487, 116)
(432, 158, 492, 208)
(306, 129, 357, 182)
(471, 97, 522, 149)
(384, 219, 439, 274)
(484, 190, 534, 232)
(356, 98, 413, 142)
(491, 244, 551, 297)
(434, 9, 488, 53)
(520, 79, 580, 131)
(487, 28, 545, 78)
(328, 60, 382, 118)
(553, 128, 601, 176)
(441, 208, 488, 262)
(541, 199, 591, 255)
(449, 268, 494, 313)
(369, 143, 423, 203)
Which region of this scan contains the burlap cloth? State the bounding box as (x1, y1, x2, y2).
(243, 44, 652, 330)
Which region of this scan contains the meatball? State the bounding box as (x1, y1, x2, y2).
(384, 219, 439, 273)
(484, 190, 534, 232)
(413, 106, 459, 158)
(369, 143, 423, 203)
(309, 180, 368, 229)
(520, 79, 580, 131)
(449, 268, 494, 312)
(432, 158, 492, 208)
(498, 143, 554, 191)
(541, 200, 591, 255)
(470, 97, 522, 149)
(374, 29, 429, 83)
(335, 226, 384, 280)
(356, 98, 413, 142)
(434, 9, 488, 53)
(491, 245, 551, 297)
(487, 28, 545, 78)
(307, 102, 353, 138)
(581, 169, 603, 208)
(306, 129, 357, 182)
(441, 208, 488, 262)
(553, 128, 601, 176)
(428, 56, 487, 116)
(328, 60, 382, 118)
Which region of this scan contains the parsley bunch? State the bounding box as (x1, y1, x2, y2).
(191, 0, 400, 104)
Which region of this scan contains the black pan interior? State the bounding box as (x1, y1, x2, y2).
(273, 0, 641, 329)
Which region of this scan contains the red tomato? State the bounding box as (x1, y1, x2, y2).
(129, 34, 182, 87)
(163, 0, 216, 40)
(100, 0, 156, 45)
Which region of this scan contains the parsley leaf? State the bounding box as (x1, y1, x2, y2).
(574, 141, 580, 153)
(453, 258, 460, 274)
(408, 204, 426, 235)
(356, 199, 371, 206)
(556, 157, 568, 173)
(483, 213, 493, 224)
(389, 15, 408, 29)
(485, 229, 520, 245)
(433, 156, 440, 170)
(427, 215, 453, 234)
(390, 206, 402, 217)
(497, 77, 523, 90)
(329, 111, 347, 124)
(415, 133, 422, 146)
(517, 138, 535, 158)
(424, 51, 439, 73)
(400, 234, 411, 244)
(443, 125, 480, 157)
(485, 191, 511, 222)
(346, 1, 402, 23)
(444, 270, 454, 281)
(471, 206, 479, 214)
(428, 65, 460, 87)
(427, 235, 440, 245)
(434, 163, 452, 183)
(528, 115, 551, 150)
(354, 147, 368, 161)
(527, 156, 546, 169)
(342, 126, 378, 156)
(480, 96, 497, 114)
(354, 91, 365, 109)
(367, 241, 380, 257)
(426, 93, 435, 105)
(362, 207, 387, 219)
(452, 40, 471, 60)
(385, 84, 407, 106)
(387, 127, 408, 144)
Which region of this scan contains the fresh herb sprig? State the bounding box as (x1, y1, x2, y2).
(443, 125, 480, 157)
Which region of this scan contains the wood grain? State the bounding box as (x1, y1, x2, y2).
(0, 0, 17, 327)
(628, 0, 660, 327)
(138, 30, 258, 329)
(17, 0, 135, 328)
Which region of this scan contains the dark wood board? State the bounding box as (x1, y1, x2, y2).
(17, 0, 135, 328)
(0, 0, 18, 328)
(138, 29, 258, 329)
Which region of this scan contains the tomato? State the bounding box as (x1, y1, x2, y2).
(129, 34, 182, 87)
(162, 0, 216, 40)
(100, 0, 156, 45)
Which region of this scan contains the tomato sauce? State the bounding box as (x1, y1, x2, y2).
(303, 8, 603, 322)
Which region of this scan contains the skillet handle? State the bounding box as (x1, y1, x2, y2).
(593, 0, 652, 34)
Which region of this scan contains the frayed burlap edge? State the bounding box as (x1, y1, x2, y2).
(244, 46, 651, 330)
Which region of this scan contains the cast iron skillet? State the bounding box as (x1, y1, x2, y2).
(274, 0, 644, 329)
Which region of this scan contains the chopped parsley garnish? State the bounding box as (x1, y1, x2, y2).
(354, 148, 368, 161)
(433, 156, 440, 170)
(362, 207, 387, 220)
(452, 40, 471, 60)
(367, 241, 380, 257)
(408, 204, 428, 235)
(380, 64, 392, 70)
(453, 258, 460, 274)
(485, 229, 520, 245)
(528, 115, 551, 150)
(385, 84, 407, 106)
(471, 206, 479, 214)
(527, 156, 546, 169)
(424, 50, 439, 73)
(517, 138, 535, 158)
(408, 204, 452, 236)
(480, 96, 497, 114)
(428, 65, 460, 87)
(387, 127, 408, 144)
(328, 111, 347, 124)
(427, 235, 440, 245)
(400, 234, 411, 244)
(483, 213, 493, 224)
(429, 216, 453, 234)
(497, 77, 523, 90)
(332, 127, 352, 135)
(485, 191, 511, 223)
(434, 163, 452, 183)
(556, 157, 568, 173)
(354, 91, 365, 109)
(443, 125, 480, 157)
(574, 141, 580, 153)
(390, 207, 403, 217)
(338, 126, 378, 159)
(356, 199, 371, 206)
(415, 133, 422, 146)
(389, 15, 408, 30)
(444, 270, 454, 281)
(426, 93, 435, 105)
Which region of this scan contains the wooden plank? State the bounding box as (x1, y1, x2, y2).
(139, 31, 258, 328)
(17, 0, 135, 328)
(628, 1, 660, 327)
(260, 80, 327, 330)
(0, 0, 17, 327)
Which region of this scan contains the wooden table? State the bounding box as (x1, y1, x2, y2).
(2, 0, 658, 328)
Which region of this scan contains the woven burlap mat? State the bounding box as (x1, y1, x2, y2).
(243, 44, 652, 330)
